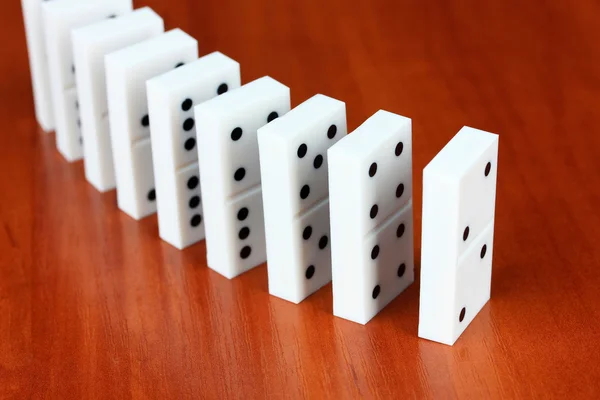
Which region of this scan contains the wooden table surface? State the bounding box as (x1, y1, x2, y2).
(2, 0, 600, 398)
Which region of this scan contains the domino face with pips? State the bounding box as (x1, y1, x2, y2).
(419, 126, 498, 346)
(147, 52, 241, 249)
(105, 29, 198, 220)
(195, 76, 291, 279)
(328, 110, 414, 324)
(258, 94, 347, 303)
(72, 7, 164, 192)
(42, 0, 133, 161)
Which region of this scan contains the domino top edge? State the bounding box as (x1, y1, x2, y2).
(146, 52, 239, 93)
(42, 0, 132, 16)
(194, 76, 289, 118)
(328, 109, 411, 158)
(104, 29, 196, 68)
(72, 7, 162, 43)
(424, 126, 499, 180)
(257, 94, 345, 142)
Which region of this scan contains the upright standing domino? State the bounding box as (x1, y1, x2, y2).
(258, 94, 346, 303)
(21, 0, 55, 132)
(42, 0, 133, 161)
(147, 52, 241, 249)
(328, 110, 414, 324)
(195, 77, 290, 279)
(72, 8, 164, 192)
(105, 29, 198, 220)
(419, 127, 499, 346)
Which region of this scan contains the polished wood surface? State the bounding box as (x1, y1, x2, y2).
(2, 0, 600, 398)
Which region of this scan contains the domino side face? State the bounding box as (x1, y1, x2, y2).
(195, 77, 291, 278)
(147, 52, 241, 249)
(328, 110, 414, 324)
(419, 126, 498, 346)
(72, 7, 164, 192)
(258, 94, 346, 303)
(42, 0, 133, 161)
(105, 29, 198, 220)
(21, 0, 54, 131)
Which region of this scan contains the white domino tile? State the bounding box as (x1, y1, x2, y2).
(258, 94, 346, 303)
(21, 0, 55, 132)
(72, 7, 164, 192)
(105, 29, 198, 220)
(42, 0, 133, 161)
(147, 52, 241, 249)
(328, 110, 414, 324)
(419, 126, 499, 345)
(195, 76, 290, 278)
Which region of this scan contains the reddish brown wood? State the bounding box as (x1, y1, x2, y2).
(2, 0, 600, 397)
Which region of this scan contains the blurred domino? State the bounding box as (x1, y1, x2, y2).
(258, 94, 346, 303)
(419, 127, 499, 345)
(21, 0, 55, 131)
(147, 52, 241, 249)
(42, 0, 133, 161)
(73, 7, 164, 192)
(195, 77, 290, 279)
(328, 110, 414, 324)
(105, 29, 198, 220)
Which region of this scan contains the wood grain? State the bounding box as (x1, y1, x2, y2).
(2, 0, 600, 398)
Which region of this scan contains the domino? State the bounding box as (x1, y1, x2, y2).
(146, 52, 241, 249)
(105, 29, 198, 220)
(21, 0, 54, 131)
(42, 0, 133, 161)
(258, 94, 347, 303)
(418, 127, 499, 346)
(72, 8, 164, 192)
(328, 110, 414, 324)
(195, 77, 290, 279)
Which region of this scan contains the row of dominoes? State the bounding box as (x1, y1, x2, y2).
(21, 0, 499, 345)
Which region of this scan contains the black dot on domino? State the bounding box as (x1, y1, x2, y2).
(485, 162, 492, 177)
(297, 144, 307, 158)
(300, 185, 310, 199)
(395, 142, 404, 156)
(234, 168, 246, 181)
(187, 176, 199, 190)
(313, 154, 323, 169)
(305, 265, 315, 279)
(397, 263, 406, 278)
(369, 162, 377, 177)
(175, 62, 184, 68)
(189, 196, 200, 209)
(318, 235, 328, 249)
(267, 111, 278, 122)
(371, 245, 379, 260)
(141, 114, 149, 127)
(231, 127, 242, 141)
(237, 207, 249, 221)
(240, 246, 252, 259)
(396, 183, 404, 198)
(217, 83, 228, 95)
(370, 204, 378, 219)
(396, 223, 405, 238)
(480, 244, 487, 259)
(190, 214, 202, 227)
(372, 285, 381, 299)
(463, 226, 469, 241)
(183, 118, 195, 131)
(147, 189, 156, 201)
(184, 138, 196, 151)
(302, 226, 312, 240)
(327, 124, 337, 139)
(238, 227, 250, 240)
(71, 64, 75, 74)
(181, 98, 193, 111)
(459, 307, 466, 322)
